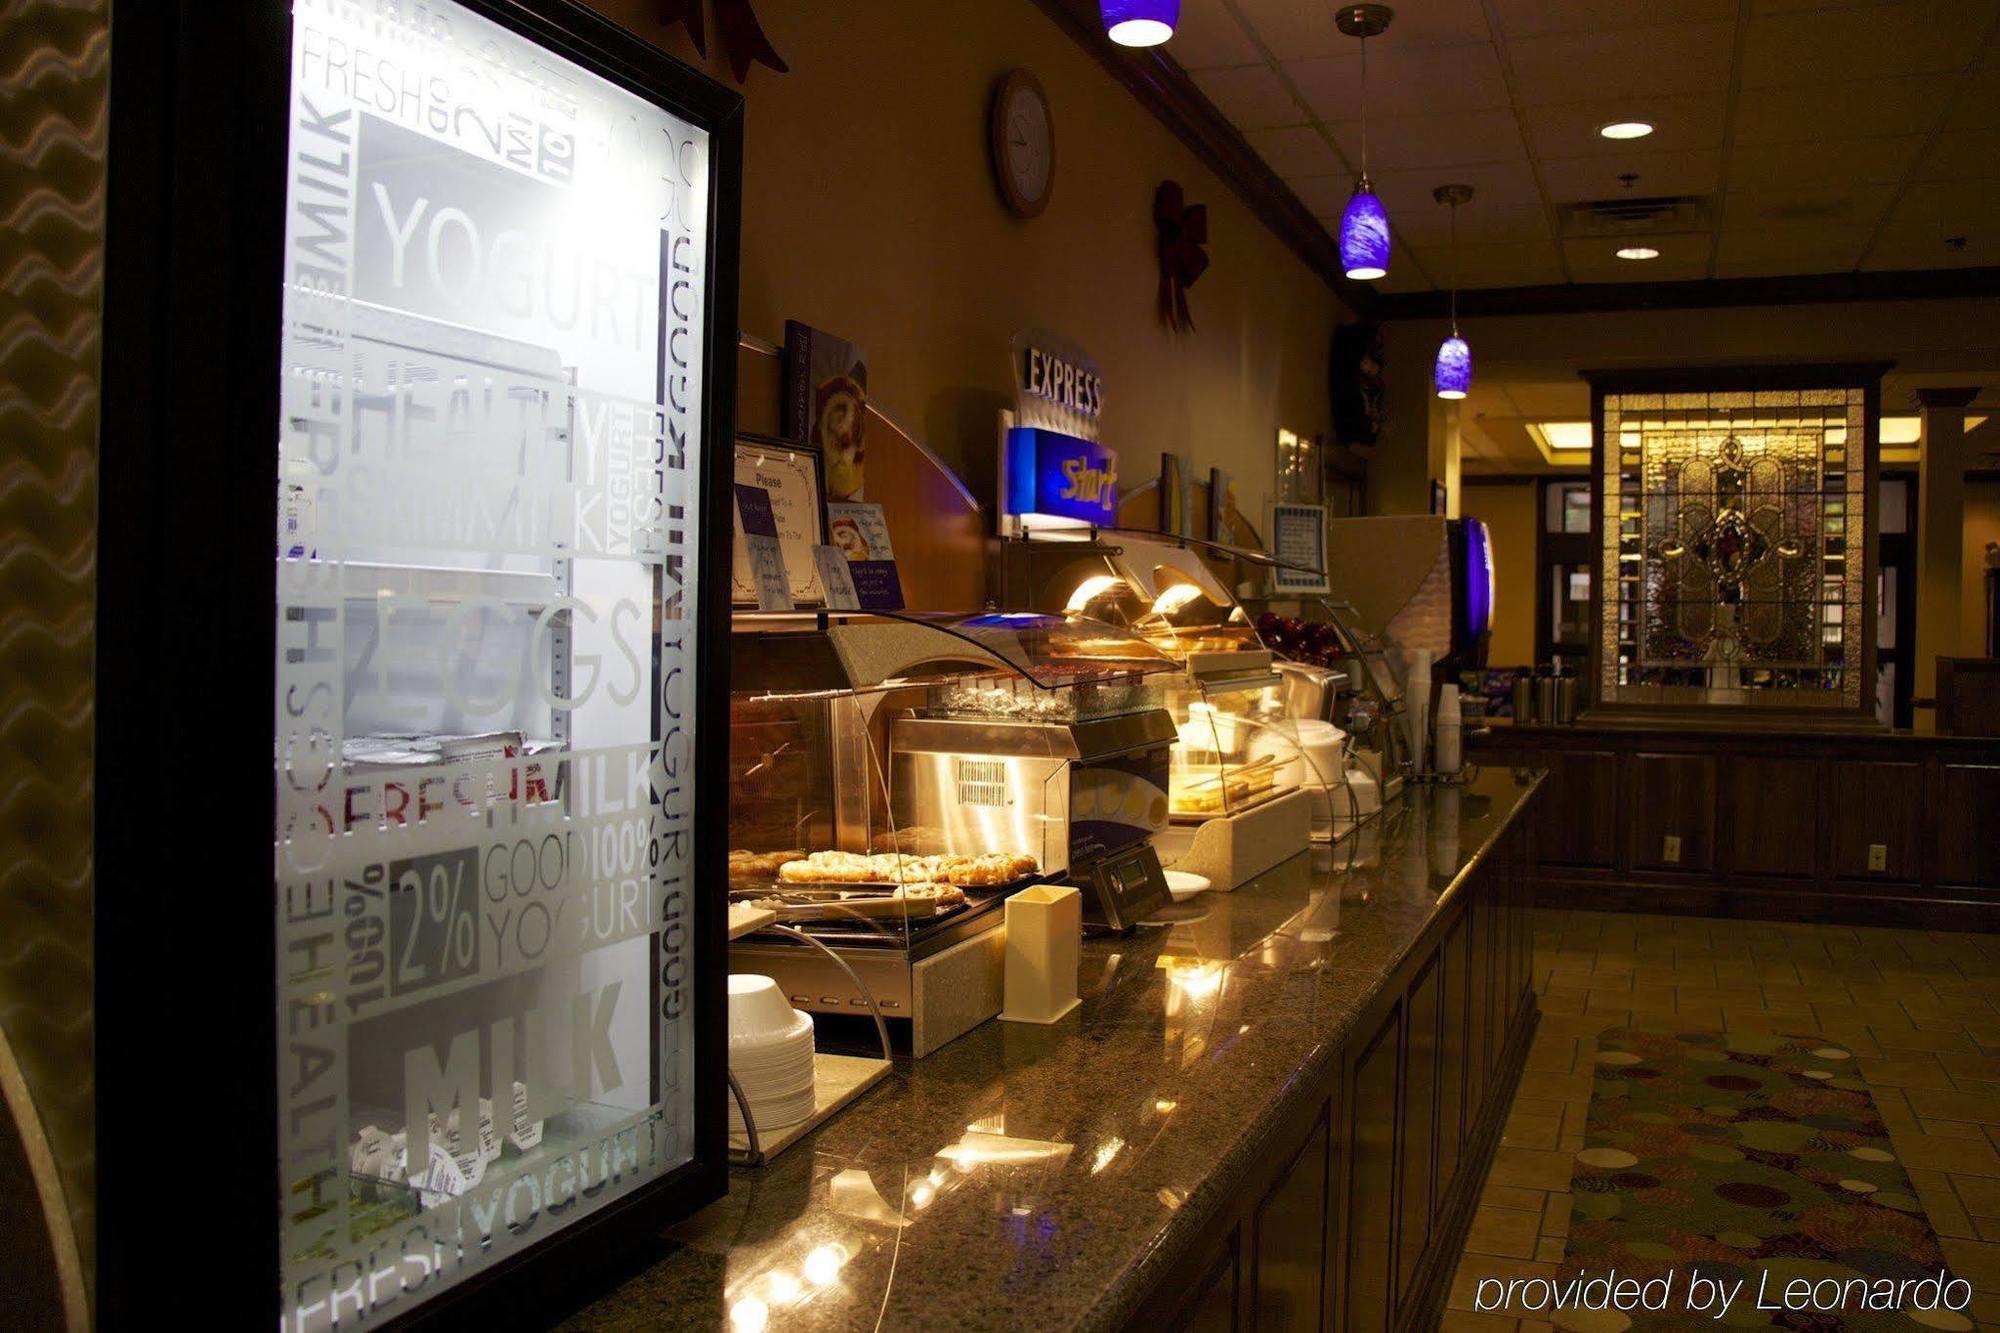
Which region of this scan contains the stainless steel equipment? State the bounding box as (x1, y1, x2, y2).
(727, 611, 1180, 1054)
(892, 709, 1177, 928)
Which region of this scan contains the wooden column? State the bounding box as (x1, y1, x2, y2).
(1914, 387, 1982, 732)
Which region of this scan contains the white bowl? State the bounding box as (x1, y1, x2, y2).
(728, 974, 799, 1041)
(730, 1007, 813, 1055)
(731, 1085, 816, 1133)
(736, 1040, 812, 1080)
(1163, 870, 1210, 901)
(737, 1067, 816, 1100)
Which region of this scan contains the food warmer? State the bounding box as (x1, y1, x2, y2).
(726, 611, 1177, 1056)
(996, 532, 1333, 885)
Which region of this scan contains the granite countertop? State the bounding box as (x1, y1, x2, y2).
(561, 768, 1542, 1333)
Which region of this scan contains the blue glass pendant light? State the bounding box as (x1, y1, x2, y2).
(1433, 184, 1474, 399)
(1101, 0, 1179, 47)
(1336, 5, 1394, 281)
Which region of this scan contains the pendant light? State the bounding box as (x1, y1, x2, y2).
(1101, 0, 1179, 47)
(1433, 183, 1473, 400)
(1335, 5, 1394, 281)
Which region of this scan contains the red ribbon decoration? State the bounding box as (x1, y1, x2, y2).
(1154, 181, 1209, 333)
(659, 0, 789, 83)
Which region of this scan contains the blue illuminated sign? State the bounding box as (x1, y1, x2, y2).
(1005, 427, 1119, 523)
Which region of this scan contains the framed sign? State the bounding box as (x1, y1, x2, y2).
(1268, 502, 1331, 594)
(733, 434, 828, 606)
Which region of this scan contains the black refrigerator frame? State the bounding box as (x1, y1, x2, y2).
(96, 1, 742, 1327)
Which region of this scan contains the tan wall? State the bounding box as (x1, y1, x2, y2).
(1461, 481, 1537, 668)
(587, 0, 1345, 515)
(1967, 482, 2000, 657)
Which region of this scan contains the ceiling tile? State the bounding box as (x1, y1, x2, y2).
(1738, 0, 1994, 87)
(1284, 44, 1510, 123)
(1492, 0, 1736, 37)
(1750, 0, 1905, 13)
(1910, 130, 2000, 182)
(1399, 203, 1552, 247)
(1502, 382, 1594, 417)
(1374, 159, 1546, 221)
(1943, 50, 2000, 130)
(1413, 239, 1568, 287)
(1232, 0, 1490, 61)
(1245, 124, 1345, 177)
(1288, 172, 1359, 219)
(1460, 383, 1520, 419)
(1518, 93, 1730, 159)
(1168, 0, 1265, 70)
(1504, 22, 1736, 105)
(1733, 74, 1952, 143)
(1366, 257, 1435, 292)
(1189, 63, 1306, 131)
(1712, 225, 1872, 275)
(1319, 107, 1527, 174)
(1726, 135, 1927, 190)
(1722, 182, 1897, 231)
(1539, 150, 1721, 202)
(1878, 176, 2000, 228)
(1863, 223, 1999, 270)
(1561, 235, 1712, 280)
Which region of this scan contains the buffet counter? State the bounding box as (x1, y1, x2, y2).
(562, 769, 1543, 1332)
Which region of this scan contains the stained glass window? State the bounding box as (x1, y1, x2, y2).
(1598, 388, 1867, 709)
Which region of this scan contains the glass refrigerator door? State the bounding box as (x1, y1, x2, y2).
(273, 2, 715, 1324)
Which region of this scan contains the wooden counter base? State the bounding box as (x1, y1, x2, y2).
(1138, 787, 1541, 1331)
(1474, 722, 2000, 930)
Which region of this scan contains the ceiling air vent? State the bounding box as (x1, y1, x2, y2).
(1558, 195, 1713, 238)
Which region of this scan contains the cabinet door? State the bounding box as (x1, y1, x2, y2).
(1343, 1003, 1403, 1333)
(1434, 910, 1471, 1221)
(1830, 760, 1923, 882)
(1466, 889, 1492, 1116)
(1179, 1230, 1239, 1331)
(1535, 750, 1621, 868)
(1253, 1109, 1329, 1331)
(1397, 953, 1442, 1310)
(1722, 756, 1819, 879)
(1626, 752, 1715, 873)
(1938, 764, 2000, 889)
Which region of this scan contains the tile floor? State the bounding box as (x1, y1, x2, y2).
(1444, 908, 2000, 1333)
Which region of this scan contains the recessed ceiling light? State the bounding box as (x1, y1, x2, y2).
(1598, 121, 1654, 140)
(1616, 246, 1660, 261)
(1529, 422, 1593, 452)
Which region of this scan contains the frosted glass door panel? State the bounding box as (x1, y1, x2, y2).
(273, 3, 710, 1327)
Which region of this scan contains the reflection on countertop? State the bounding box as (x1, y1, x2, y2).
(560, 768, 1541, 1333)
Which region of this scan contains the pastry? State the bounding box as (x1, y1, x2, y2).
(778, 848, 1039, 886)
(729, 848, 804, 883)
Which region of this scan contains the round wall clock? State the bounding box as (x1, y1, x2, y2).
(991, 70, 1054, 218)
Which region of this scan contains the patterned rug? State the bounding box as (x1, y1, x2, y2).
(1561, 1028, 1968, 1331)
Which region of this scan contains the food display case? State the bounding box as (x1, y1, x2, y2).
(996, 533, 1328, 885)
(727, 612, 1178, 1055)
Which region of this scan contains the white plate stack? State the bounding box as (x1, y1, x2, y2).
(728, 974, 817, 1135)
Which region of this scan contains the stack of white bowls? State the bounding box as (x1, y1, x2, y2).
(728, 974, 816, 1135)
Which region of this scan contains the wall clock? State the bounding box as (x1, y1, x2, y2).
(991, 69, 1054, 218)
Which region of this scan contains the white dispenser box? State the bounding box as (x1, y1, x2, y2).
(999, 886, 1083, 1024)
